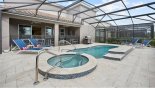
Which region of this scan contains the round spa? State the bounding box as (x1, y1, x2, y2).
(47, 54, 89, 68)
(38, 52, 97, 79)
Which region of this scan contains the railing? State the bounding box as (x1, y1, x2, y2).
(59, 35, 79, 44)
(43, 58, 63, 80)
(33, 49, 58, 85)
(58, 40, 77, 52)
(10, 35, 54, 47)
(43, 53, 85, 80)
(10, 35, 79, 50)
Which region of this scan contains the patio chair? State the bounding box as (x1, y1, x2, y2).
(29, 39, 51, 47)
(127, 38, 139, 45)
(134, 39, 151, 48)
(131, 38, 139, 45)
(141, 39, 151, 47)
(12, 39, 43, 54)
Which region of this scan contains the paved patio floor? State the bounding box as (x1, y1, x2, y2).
(0, 44, 155, 88)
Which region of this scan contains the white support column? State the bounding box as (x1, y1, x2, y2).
(0, 11, 2, 54)
(54, 23, 59, 46)
(2, 15, 10, 50)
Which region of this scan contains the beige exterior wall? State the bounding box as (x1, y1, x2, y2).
(10, 19, 32, 38)
(9, 18, 80, 39)
(59, 26, 80, 37)
(4, 0, 40, 9)
(67, 3, 96, 43)
(80, 24, 95, 43)
(67, 3, 97, 23)
(4, 12, 80, 27)
(9, 18, 80, 47)
(9, 18, 54, 38)
(4, 0, 39, 2)
(4, 0, 64, 13)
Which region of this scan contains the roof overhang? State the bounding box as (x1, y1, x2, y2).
(2, 12, 81, 27)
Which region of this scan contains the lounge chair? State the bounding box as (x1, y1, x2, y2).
(141, 40, 151, 47)
(29, 39, 41, 47)
(12, 39, 43, 54)
(134, 39, 151, 48)
(130, 38, 139, 45)
(29, 39, 50, 47)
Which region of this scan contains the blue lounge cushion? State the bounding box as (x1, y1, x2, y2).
(29, 39, 38, 47)
(131, 38, 139, 44)
(28, 48, 42, 50)
(13, 39, 27, 50)
(29, 39, 51, 47)
(142, 40, 151, 46)
(13, 39, 42, 50)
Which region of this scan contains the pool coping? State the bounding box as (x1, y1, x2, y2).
(38, 52, 97, 79)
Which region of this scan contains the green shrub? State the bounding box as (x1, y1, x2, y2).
(107, 38, 121, 44)
(95, 38, 105, 43)
(150, 40, 155, 47)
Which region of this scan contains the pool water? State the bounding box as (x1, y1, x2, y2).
(47, 54, 89, 68)
(70, 45, 117, 58)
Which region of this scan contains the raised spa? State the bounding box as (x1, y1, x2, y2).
(47, 54, 89, 68)
(39, 53, 97, 79)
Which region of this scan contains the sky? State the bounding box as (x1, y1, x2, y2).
(49, 0, 155, 25)
(0, 0, 155, 25)
(84, 0, 155, 25)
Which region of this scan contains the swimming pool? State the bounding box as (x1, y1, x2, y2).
(70, 45, 118, 58)
(47, 54, 89, 68)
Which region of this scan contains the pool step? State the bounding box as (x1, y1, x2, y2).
(104, 46, 133, 60)
(108, 46, 133, 54)
(104, 53, 125, 60)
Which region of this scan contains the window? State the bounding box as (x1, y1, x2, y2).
(60, 28, 65, 36)
(19, 25, 32, 39)
(45, 27, 53, 37)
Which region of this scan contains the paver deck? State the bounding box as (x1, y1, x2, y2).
(0, 43, 155, 88)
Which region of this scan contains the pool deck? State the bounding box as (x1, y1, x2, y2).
(0, 43, 155, 88)
(104, 45, 133, 60)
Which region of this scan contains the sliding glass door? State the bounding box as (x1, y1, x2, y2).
(18, 25, 32, 39)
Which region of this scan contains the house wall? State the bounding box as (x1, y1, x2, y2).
(2, 1, 98, 49)
(4, 0, 65, 13)
(9, 18, 54, 39)
(8, 18, 80, 47)
(60, 26, 80, 37)
(79, 7, 96, 43)
(67, 4, 96, 43)
(4, 0, 40, 10)
(10, 19, 32, 38)
(70, 27, 80, 36)
(4, 0, 39, 2)
(80, 24, 95, 43)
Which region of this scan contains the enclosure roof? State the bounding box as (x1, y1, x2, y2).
(0, 0, 155, 28)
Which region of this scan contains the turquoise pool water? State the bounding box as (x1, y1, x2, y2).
(70, 45, 117, 58)
(47, 54, 88, 68)
(48, 45, 117, 68)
